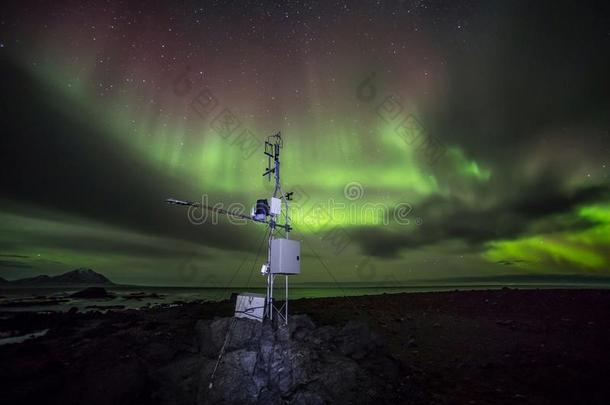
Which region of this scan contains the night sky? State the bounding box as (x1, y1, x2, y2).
(1, 1, 609, 286)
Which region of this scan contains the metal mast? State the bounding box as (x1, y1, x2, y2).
(261, 132, 293, 323)
(165, 131, 299, 326)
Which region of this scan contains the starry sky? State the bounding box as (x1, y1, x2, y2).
(1, 1, 609, 286)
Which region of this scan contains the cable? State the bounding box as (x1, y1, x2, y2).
(245, 227, 269, 288)
(234, 305, 266, 320)
(208, 317, 236, 390)
(301, 234, 375, 319)
(208, 229, 269, 390)
(211, 226, 268, 301)
(212, 252, 249, 301)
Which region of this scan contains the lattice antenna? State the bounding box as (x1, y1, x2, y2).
(263, 132, 283, 188)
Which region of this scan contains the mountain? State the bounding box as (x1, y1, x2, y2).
(0, 276, 6, 284)
(6, 268, 114, 286)
(52, 268, 113, 284)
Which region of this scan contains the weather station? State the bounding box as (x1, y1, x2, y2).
(166, 132, 300, 325)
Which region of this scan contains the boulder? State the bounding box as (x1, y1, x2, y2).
(196, 315, 395, 404)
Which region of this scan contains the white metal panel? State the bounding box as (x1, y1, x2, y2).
(270, 238, 301, 274)
(234, 293, 265, 322)
(270, 197, 282, 216)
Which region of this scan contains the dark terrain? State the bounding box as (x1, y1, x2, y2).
(1, 268, 114, 286)
(1, 289, 609, 404)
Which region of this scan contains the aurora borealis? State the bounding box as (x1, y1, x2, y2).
(1, 1, 609, 286)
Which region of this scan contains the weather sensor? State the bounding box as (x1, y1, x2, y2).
(165, 132, 300, 325)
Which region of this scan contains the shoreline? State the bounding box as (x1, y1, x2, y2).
(2, 284, 610, 313)
(1, 288, 609, 404)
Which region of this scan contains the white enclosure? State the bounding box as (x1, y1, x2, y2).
(270, 238, 301, 274)
(234, 293, 265, 322)
(270, 197, 282, 216)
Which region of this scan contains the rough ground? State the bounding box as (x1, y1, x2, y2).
(195, 315, 406, 404)
(1, 289, 610, 404)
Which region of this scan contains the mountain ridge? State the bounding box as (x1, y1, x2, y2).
(2, 268, 114, 286)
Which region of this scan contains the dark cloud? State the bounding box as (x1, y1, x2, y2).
(0, 1, 609, 282)
(0, 254, 31, 259)
(0, 58, 259, 255)
(353, 179, 609, 258)
(511, 173, 609, 219)
(0, 227, 210, 260)
(426, 1, 610, 161)
(0, 260, 34, 269)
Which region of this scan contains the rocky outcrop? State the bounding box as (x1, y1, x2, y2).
(194, 315, 401, 404)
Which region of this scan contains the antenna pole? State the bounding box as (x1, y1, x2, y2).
(262, 132, 293, 324)
(165, 131, 298, 326)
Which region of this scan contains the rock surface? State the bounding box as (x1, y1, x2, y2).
(194, 315, 399, 404)
(3, 289, 610, 404)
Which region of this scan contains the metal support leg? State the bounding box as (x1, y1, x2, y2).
(285, 275, 288, 325)
(265, 274, 268, 318)
(270, 274, 274, 321)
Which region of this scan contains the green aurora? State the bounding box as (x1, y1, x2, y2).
(1, 1, 609, 286)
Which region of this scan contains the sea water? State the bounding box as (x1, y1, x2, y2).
(1, 282, 609, 312)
